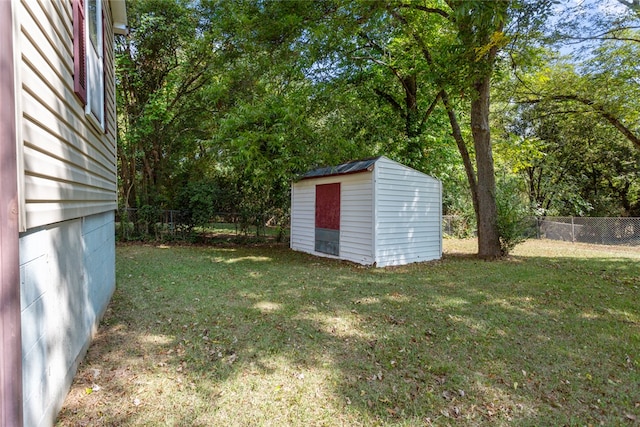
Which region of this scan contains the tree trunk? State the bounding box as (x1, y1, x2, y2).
(471, 75, 501, 258)
(403, 74, 420, 138)
(440, 91, 479, 216)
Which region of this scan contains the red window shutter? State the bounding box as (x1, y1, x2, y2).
(73, 0, 87, 104)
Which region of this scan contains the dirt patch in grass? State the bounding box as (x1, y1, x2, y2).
(57, 239, 640, 426)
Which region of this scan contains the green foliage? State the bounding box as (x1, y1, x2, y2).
(495, 176, 531, 255)
(116, 0, 221, 208)
(498, 58, 640, 216)
(177, 180, 231, 230)
(136, 204, 162, 239)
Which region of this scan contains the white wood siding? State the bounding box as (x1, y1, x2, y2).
(339, 172, 374, 265)
(17, 0, 117, 230)
(290, 180, 316, 254)
(291, 173, 375, 265)
(374, 157, 442, 267)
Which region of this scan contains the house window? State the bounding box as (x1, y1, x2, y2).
(74, 0, 105, 131)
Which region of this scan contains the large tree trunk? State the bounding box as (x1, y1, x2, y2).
(471, 75, 501, 258)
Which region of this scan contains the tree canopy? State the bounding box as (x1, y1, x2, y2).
(115, 0, 640, 254)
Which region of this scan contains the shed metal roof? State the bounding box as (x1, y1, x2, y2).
(300, 156, 381, 180)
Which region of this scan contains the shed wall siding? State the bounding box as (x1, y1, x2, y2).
(291, 173, 374, 265)
(340, 173, 374, 264)
(290, 181, 316, 254)
(17, 0, 117, 230)
(374, 157, 442, 267)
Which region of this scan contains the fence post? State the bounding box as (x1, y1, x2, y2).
(571, 217, 575, 243)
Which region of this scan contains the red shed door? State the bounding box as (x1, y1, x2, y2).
(315, 183, 340, 255)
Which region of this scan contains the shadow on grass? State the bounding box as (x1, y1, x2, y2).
(57, 243, 640, 426)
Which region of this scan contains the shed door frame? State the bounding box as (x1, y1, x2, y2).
(315, 183, 340, 256)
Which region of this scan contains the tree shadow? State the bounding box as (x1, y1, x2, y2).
(57, 244, 640, 426)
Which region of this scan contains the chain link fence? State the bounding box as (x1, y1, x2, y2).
(442, 215, 476, 238)
(117, 210, 638, 247)
(443, 215, 640, 246)
(535, 217, 640, 246)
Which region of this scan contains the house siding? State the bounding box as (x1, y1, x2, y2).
(14, 1, 122, 424)
(17, 0, 117, 231)
(374, 157, 442, 267)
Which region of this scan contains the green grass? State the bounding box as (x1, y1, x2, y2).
(56, 239, 640, 426)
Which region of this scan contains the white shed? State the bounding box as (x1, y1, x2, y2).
(290, 156, 442, 267)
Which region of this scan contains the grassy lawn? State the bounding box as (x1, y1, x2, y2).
(56, 239, 640, 426)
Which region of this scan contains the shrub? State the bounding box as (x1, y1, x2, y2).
(137, 204, 161, 239)
(496, 178, 531, 255)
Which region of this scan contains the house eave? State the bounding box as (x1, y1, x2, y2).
(110, 0, 128, 35)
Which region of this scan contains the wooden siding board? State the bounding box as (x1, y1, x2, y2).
(25, 175, 116, 202)
(290, 182, 315, 253)
(376, 199, 439, 207)
(21, 41, 115, 162)
(24, 120, 116, 184)
(22, 66, 115, 164)
(22, 97, 116, 181)
(20, 56, 115, 165)
(376, 238, 441, 248)
(50, 0, 73, 45)
(339, 222, 372, 231)
(25, 202, 116, 230)
(23, 130, 115, 188)
(104, 3, 117, 153)
(376, 224, 441, 235)
(375, 225, 441, 235)
(375, 215, 439, 223)
(20, 0, 73, 75)
(342, 211, 373, 220)
(103, 6, 116, 143)
(340, 229, 373, 241)
(376, 251, 440, 263)
(375, 227, 441, 236)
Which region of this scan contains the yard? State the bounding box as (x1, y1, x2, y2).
(56, 239, 640, 426)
